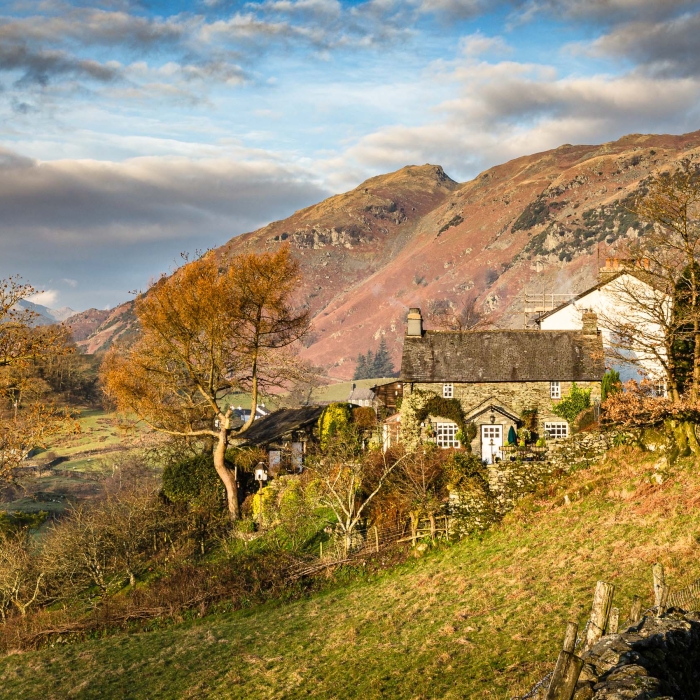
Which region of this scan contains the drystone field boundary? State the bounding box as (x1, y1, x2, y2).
(516, 563, 700, 700)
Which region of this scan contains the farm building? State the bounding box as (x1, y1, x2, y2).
(399, 308, 604, 463)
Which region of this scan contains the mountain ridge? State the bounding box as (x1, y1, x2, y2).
(69, 129, 700, 376)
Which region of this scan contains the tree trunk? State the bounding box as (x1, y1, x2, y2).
(693, 323, 700, 400)
(212, 427, 239, 520)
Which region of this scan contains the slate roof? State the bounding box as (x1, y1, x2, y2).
(348, 387, 375, 403)
(233, 406, 324, 446)
(400, 330, 604, 383)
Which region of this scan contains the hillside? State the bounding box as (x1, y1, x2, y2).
(70, 130, 700, 376)
(2, 447, 699, 699)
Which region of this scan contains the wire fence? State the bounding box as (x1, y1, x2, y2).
(667, 577, 700, 611)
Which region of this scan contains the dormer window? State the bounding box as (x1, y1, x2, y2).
(550, 381, 561, 399)
(443, 383, 453, 399)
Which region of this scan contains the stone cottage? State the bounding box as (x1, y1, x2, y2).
(399, 308, 604, 463)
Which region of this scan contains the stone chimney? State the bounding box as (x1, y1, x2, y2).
(582, 310, 598, 336)
(599, 257, 650, 284)
(407, 307, 423, 337)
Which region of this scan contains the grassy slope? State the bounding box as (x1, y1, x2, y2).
(1, 410, 139, 515)
(311, 377, 395, 403)
(3, 447, 700, 699)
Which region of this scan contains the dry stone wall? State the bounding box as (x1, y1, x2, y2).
(449, 430, 616, 534)
(574, 611, 700, 699)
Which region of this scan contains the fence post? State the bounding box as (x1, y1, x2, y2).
(626, 596, 642, 626)
(374, 525, 379, 553)
(657, 584, 670, 618)
(584, 581, 615, 650)
(545, 653, 584, 700)
(608, 607, 619, 634)
(653, 563, 665, 607)
(545, 622, 583, 700)
(562, 621, 578, 653)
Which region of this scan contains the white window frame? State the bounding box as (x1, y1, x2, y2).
(442, 383, 454, 399)
(435, 422, 460, 449)
(544, 422, 568, 440)
(550, 381, 561, 399)
(652, 380, 667, 398)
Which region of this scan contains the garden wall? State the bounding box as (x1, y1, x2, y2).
(449, 430, 616, 535)
(574, 611, 700, 699)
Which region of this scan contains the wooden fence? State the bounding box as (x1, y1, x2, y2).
(291, 515, 450, 580)
(516, 562, 683, 700)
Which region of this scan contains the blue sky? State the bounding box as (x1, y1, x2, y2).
(1, 0, 699, 310)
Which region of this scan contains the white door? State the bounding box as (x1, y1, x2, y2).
(481, 425, 503, 464)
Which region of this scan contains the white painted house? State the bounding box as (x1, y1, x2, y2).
(536, 260, 668, 387)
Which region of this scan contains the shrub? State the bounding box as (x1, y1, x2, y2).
(520, 409, 538, 432)
(162, 452, 226, 508)
(318, 403, 354, 449)
(601, 369, 622, 402)
(552, 382, 591, 425)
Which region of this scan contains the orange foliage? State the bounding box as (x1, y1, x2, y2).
(102, 247, 309, 518)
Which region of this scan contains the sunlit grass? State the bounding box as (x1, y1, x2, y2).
(1, 447, 699, 699)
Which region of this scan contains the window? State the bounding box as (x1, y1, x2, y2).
(442, 383, 453, 399)
(652, 380, 667, 398)
(550, 381, 561, 399)
(544, 422, 568, 439)
(435, 423, 460, 448)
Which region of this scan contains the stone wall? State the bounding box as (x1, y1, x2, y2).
(546, 430, 614, 471)
(573, 611, 700, 699)
(449, 429, 615, 534)
(410, 380, 602, 434)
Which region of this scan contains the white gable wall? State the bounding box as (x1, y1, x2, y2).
(539, 273, 666, 383)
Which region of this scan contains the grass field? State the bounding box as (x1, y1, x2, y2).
(0, 408, 136, 516)
(310, 377, 395, 404)
(2, 447, 698, 699)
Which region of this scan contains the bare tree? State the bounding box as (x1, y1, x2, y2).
(427, 296, 486, 331)
(306, 430, 405, 554)
(595, 272, 680, 400)
(629, 163, 700, 399)
(0, 530, 44, 621)
(391, 445, 448, 541)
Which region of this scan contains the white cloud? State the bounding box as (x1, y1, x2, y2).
(325, 60, 700, 183)
(28, 289, 58, 306)
(459, 32, 510, 58)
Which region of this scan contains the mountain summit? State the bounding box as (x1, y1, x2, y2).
(70, 130, 700, 377)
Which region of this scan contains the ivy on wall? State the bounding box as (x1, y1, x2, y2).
(415, 395, 467, 432)
(400, 390, 474, 451)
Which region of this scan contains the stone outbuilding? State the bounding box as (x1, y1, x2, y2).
(399, 308, 604, 463)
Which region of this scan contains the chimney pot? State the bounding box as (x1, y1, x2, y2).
(582, 310, 598, 336)
(407, 307, 423, 337)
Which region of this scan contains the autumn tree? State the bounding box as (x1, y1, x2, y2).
(0, 277, 74, 482)
(102, 247, 309, 520)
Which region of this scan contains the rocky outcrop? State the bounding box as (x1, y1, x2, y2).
(575, 611, 700, 699)
(71, 131, 700, 377)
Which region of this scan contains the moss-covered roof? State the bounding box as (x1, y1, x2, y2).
(400, 330, 604, 383)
